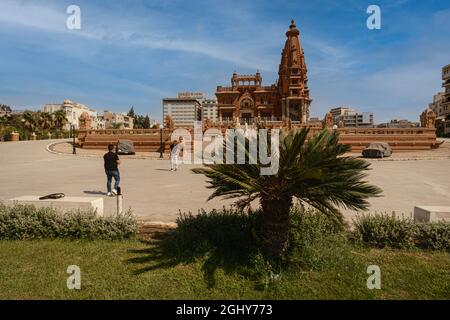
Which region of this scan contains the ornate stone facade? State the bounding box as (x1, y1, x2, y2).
(78, 112, 92, 131)
(216, 20, 311, 125)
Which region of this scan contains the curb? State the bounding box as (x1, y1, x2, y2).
(46, 141, 169, 160)
(46, 142, 450, 162)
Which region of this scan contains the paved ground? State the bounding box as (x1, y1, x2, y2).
(1, 139, 450, 223)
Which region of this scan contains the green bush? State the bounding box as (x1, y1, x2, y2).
(415, 222, 450, 251)
(285, 208, 355, 271)
(352, 214, 416, 249)
(0, 203, 138, 240)
(353, 214, 450, 251)
(162, 208, 258, 261)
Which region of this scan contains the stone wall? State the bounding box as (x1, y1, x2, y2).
(78, 126, 438, 153)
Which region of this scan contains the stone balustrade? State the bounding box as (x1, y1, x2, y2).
(78, 125, 438, 153)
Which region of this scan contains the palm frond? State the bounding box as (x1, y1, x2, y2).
(192, 127, 382, 218)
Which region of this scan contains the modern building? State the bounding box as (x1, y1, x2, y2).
(102, 111, 134, 129)
(177, 92, 205, 100)
(162, 93, 202, 127)
(43, 100, 98, 130)
(215, 20, 311, 124)
(202, 99, 218, 123)
(329, 107, 374, 128)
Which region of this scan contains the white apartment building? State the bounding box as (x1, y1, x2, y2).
(329, 107, 374, 128)
(43, 100, 98, 130)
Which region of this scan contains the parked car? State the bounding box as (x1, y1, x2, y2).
(362, 142, 392, 158)
(116, 140, 135, 155)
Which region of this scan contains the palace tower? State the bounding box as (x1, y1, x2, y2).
(216, 20, 311, 124)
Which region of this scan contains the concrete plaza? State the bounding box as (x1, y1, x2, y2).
(1, 139, 450, 222)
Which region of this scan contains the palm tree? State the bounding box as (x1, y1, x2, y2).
(39, 112, 53, 131)
(21, 111, 38, 137)
(52, 110, 67, 132)
(192, 127, 382, 258)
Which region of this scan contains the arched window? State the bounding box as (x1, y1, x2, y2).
(240, 98, 253, 109)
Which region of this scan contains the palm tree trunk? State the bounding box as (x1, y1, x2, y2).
(259, 196, 292, 258)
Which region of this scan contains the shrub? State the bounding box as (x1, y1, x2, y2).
(162, 208, 258, 261)
(353, 213, 450, 251)
(415, 222, 450, 251)
(158, 207, 359, 289)
(352, 214, 416, 249)
(0, 203, 138, 240)
(285, 207, 355, 271)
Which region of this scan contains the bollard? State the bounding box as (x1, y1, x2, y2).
(116, 186, 123, 215)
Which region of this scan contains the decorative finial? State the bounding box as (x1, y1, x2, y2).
(290, 19, 297, 29)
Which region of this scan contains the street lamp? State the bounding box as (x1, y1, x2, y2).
(159, 127, 163, 159)
(71, 124, 76, 155)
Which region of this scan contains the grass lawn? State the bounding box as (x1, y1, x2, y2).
(0, 240, 448, 300)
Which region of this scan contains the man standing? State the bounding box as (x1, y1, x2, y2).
(170, 136, 184, 171)
(104, 144, 120, 196)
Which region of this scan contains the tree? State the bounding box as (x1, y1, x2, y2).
(52, 110, 67, 132)
(0, 104, 12, 112)
(22, 111, 38, 136)
(143, 115, 151, 129)
(39, 112, 53, 131)
(127, 106, 135, 118)
(134, 115, 144, 129)
(192, 128, 382, 258)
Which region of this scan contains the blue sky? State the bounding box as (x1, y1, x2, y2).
(0, 0, 449, 122)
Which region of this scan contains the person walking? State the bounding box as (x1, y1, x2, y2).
(170, 136, 184, 171)
(104, 144, 120, 196)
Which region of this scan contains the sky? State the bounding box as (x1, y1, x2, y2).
(0, 0, 449, 123)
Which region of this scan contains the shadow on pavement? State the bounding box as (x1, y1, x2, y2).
(84, 190, 108, 195)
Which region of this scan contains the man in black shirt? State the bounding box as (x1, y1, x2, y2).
(104, 144, 120, 196)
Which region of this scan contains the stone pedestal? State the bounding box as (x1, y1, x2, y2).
(7, 196, 104, 217)
(31, 132, 37, 141)
(414, 206, 450, 222)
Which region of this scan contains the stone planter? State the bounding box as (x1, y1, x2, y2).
(11, 132, 20, 142)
